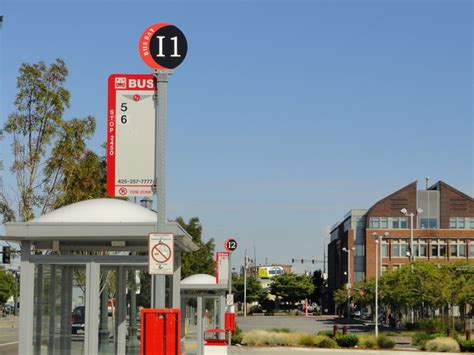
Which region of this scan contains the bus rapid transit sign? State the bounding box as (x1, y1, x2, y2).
(107, 74, 156, 197)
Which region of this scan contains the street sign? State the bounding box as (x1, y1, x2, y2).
(107, 74, 156, 197)
(148, 233, 174, 275)
(139, 23, 188, 70)
(224, 238, 237, 252)
(226, 294, 234, 306)
(216, 252, 229, 285)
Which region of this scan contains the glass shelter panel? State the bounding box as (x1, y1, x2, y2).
(98, 266, 148, 355)
(182, 297, 199, 355)
(33, 264, 86, 355)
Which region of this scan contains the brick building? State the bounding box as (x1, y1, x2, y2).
(327, 180, 474, 310)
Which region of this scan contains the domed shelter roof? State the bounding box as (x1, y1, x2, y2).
(32, 198, 156, 223)
(181, 273, 227, 290)
(4, 198, 198, 253)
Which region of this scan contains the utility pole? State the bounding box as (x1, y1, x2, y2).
(243, 250, 247, 317)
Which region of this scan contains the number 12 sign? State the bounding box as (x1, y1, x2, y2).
(107, 74, 156, 197)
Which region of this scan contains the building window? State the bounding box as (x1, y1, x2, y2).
(370, 217, 408, 229)
(370, 217, 380, 228)
(391, 239, 408, 258)
(400, 218, 408, 228)
(354, 272, 365, 282)
(450, 217, 466, 229)
(470, 243, 474, 257)
(392, 240, 400, 257)
(450, 218, 456, 229)
(390, 217, 408, 229)
(381, 242, 389, 257)
(470, 218, 474, 229)
(392, 264, 401, 271)
(420, 218, 438, 229)
(451, 240, 466, 257)
(413, 239, 427, 258)
(431, 239, 447, 258)
(381, 265, 388, 275)
(355, 245, 365, 257)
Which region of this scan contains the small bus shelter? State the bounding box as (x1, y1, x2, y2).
(2, 198, 198, 355)
(181, 274, 228, 355)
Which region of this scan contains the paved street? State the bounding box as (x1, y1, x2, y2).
(236, 316, 370, 334)
(0, 315, 19, 355)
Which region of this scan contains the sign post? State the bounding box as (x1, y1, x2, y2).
(149, 233, 174, 275)
(139, 22, 187, 309)
(107, 74, 156, 197)
(223, 238, 237, 346)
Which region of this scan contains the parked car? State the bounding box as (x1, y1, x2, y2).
(3, 303, 14, 314)
(71, 306, 85, 334)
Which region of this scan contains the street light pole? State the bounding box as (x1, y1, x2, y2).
(372, 232, 388, 338)
(244, 250, 247, 318)
(401, 208, 423, 323)
(374, 235, 379, 338)
(342, 247, 354, 319)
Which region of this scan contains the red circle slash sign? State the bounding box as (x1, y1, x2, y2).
(151, 243, 172, 263)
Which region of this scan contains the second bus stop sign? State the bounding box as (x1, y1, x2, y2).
(139, 23, 188, 70)
(224, 238, 238, 252)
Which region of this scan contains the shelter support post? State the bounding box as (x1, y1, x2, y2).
(197, 296, 203, 355)
(48, 265, 56, 355)
(33, 264, 43, 355)
(129, 270, 139, 349)
(85, 262, 100, 355)
(19, 241, 34, 355)
(60, 265, 73, 354)
(115, 266, 127, 355)
(172, 251, 181, 308)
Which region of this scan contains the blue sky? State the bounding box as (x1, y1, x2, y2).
(0, 0, 472, 273)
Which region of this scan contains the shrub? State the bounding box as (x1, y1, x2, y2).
(359, 334, 377, 349)
(271, 328, 290, 333)
(411, 319, 446, 334)
(459, 339, 474, 353)
(335, 334, 359, 347)
(299, 334, 318, 346)
(286, 333, 304, 347)
(405, 322, 416, 331)
(317, 329, 339, 338)
(412, 332, 438, 349)
(231, 326, 243, 344)
(425, 337, 460, 353)
(318, 338, 338, 348)
(377, 336, 395, 349)
(242, 330, 268, 346)
(265, 332, 288, 346)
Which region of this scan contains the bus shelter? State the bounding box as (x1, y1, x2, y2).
(2, 198, 198, 355)
(181, 274, 228, 355)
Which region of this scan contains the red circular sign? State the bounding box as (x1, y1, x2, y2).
(151, 243, 172, 263)
(138, 22, 188, 70)
(224, 238, 237, 252)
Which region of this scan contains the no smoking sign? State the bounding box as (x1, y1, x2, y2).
(149, 233, 174, 275)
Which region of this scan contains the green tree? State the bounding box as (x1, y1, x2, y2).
(310, 269, 327, 305)
(270, 273, 314, 306)
(0, 269, 16, 304)
(333, 287, 348, 309)
(232, 274, 265, 303)
(0, 59, 99, 221)
(177, 217, 215, 278)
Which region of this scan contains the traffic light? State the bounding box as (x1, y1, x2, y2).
(2, 246, 11, 264)
(301, 259, 304, 264)
(291, 258, 295, 263)
(312, 259, 315, 264)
